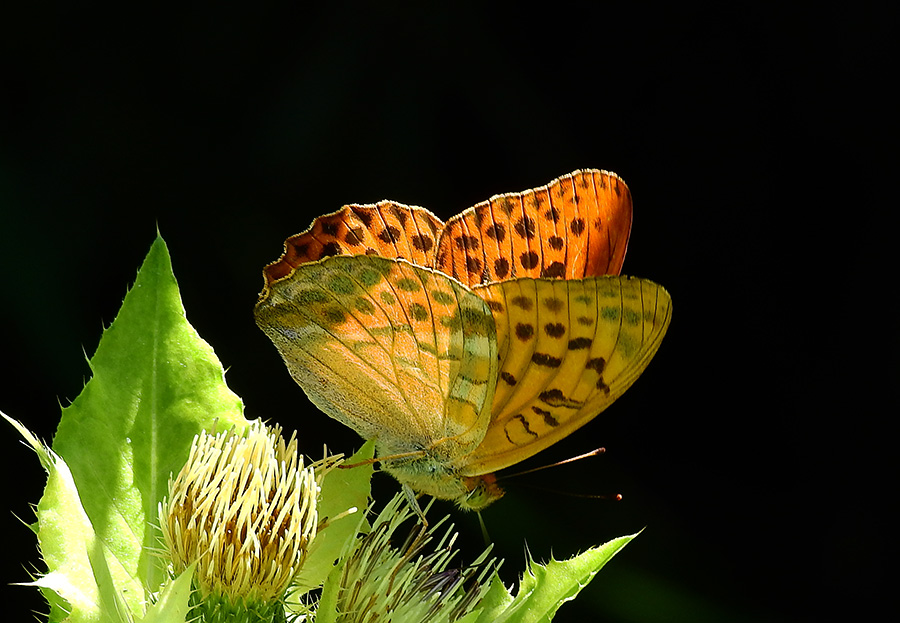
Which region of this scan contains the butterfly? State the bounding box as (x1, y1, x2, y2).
(255, 170, 671, 510)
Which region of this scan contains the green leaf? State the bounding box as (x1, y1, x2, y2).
(31, 234, 247, 620)
(472, 571, 515, 621)
(479, 532, 639, 623)
(289, 440, 374, 595)
(291, 441, 374, 621)
(3, 412, 129, 623)
(313, 548, 349, 623)
(141, 565, 195, 623)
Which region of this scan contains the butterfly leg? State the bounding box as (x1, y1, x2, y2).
(402, 483, 430, 530)
(399, 483, 430, 559)
(385, 484, 431, 592)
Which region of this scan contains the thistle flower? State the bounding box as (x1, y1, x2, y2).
(333, 495, 497, 623)
(159, 420, 319, 621)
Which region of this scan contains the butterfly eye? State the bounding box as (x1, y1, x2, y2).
(459, 474, 505, 511)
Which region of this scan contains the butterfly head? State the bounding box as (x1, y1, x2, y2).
(458, 473, 505, 511)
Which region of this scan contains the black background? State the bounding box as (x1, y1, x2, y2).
(2, 3, 894, 622)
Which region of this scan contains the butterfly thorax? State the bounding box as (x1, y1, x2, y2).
(379, 452, 504, 511)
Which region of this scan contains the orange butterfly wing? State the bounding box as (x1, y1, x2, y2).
(261, 202, 444, 286)
(434, 169, 632, 286)
(263, 169, 630, 288)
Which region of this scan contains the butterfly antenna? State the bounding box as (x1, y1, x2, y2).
(510, 480, 624, 501)
(497, 447, 623, 501)
(496, 447, 607, 481)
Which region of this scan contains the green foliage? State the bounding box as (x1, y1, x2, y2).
(3, 234, 638, 623)
(6, 235, 248, 622)
(142, 564, 195, 623)
(475, 534, 639, 623)
(51, 235, 248, 603)
(290, 441, 374, 597)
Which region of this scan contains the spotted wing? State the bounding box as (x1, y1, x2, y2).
(261, 202, 444, 288)
(255, 255, 498, 459)
(456, 275, 671, 476)
(434, 169, 633, 287)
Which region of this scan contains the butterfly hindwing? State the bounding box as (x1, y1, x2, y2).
(457, 274, 672, 476)
(255, 255, 498, 458)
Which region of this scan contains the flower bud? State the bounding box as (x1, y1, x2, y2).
(160, 421, 318, 619)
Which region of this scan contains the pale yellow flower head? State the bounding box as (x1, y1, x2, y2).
(160, 420, 318, 604)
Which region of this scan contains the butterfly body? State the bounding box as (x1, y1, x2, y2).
(255, 170, 671, 510)
(379, 453, 504, 512)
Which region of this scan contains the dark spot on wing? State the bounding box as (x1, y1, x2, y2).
(531, 352, 562, 367)
(507, 414, 538, 440)
(570, 218, 586, 236)
(544, 322, 566, 338)
(378, 226, 401, 244)
(471, 207, 486, 227)
(485, 223, 506, 242)
(388, 205, 409, 226)
(520, 251, 539, 269)
(515, 323, 534, 341)
(494, 257, 510, 278)
(344, 226, 365, 246)
(510, 295, 533, 310)
(498, 198, 516, 215)
(541, 262, 566, 278)
(455, 235, 480, 250)
(350, 207, 373, 227)
(568, 337, 593, 350)
(532, 406, 559, 427)
(411, 234, 434, 252)
(321, 241, 342, 257)
(514, 217, 536, 239)
(539, 388, 584, 409)
(543, 297, 564, 312)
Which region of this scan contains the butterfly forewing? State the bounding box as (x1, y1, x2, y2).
(434, 169, 633, 287)
(458, 275, 671, 476)
(260, 202, 444, 287)
(575, 170, 633, 276)
(261, 169, 630, 292)
(255, 255, 497, 457)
